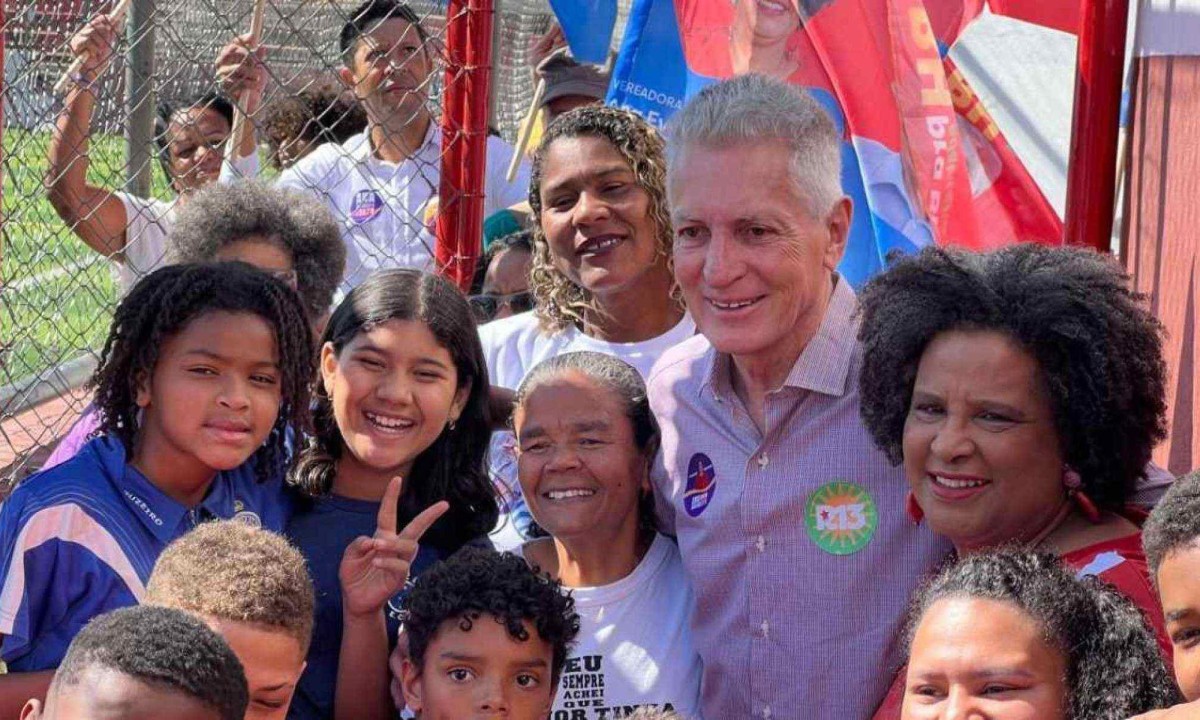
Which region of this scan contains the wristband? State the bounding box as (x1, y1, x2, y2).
(68, 71, 98, 90)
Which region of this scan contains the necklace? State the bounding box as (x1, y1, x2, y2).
(1028, 499, 1074, 550)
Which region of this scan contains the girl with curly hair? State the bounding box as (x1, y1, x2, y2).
(859, 244, 1173, 717)
(285, 268, 498, 720)
(0, 262, 313, 715)
(900, 549, 1178, 719)
(478, 106, 693, 548)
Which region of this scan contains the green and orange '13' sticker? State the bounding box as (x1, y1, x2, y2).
(805, 481, 878, 555)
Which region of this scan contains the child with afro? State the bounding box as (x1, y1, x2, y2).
(146, 521, 314, 720)
(397, 547, 580, 720)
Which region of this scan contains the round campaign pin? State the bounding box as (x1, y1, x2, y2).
(805, 481, 878, 555)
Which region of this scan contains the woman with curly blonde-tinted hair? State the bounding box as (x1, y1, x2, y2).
(478, 105, 694, 549)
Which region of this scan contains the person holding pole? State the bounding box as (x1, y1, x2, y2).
(216, 0, 530, 292)
(46, 8, 255, 295)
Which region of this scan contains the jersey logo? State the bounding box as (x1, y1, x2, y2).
(683, 453, 717, 517)
(349, 189, 384, 224)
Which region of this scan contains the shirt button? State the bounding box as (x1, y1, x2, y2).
(755, 535, 766, 553)
(760, 619, 770, 638)
(757, 453, 769, 469)
(762, 706, 773, 719)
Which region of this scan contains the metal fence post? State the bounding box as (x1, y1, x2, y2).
(124, 0, 155, 197)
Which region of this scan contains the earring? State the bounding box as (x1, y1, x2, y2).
(1063, 466, 1101, 524)
(447, 418, 457, 431)
(905, 491, 924, 525)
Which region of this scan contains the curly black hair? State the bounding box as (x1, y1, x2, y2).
(907, 549, 1180, 718)
(291, 269, 498, 551)
(262, 76, 368, 170)
(1143, 471, 1200, 578)
(402, 546, 580, 685)
(527, 105, 679, 333)
(168, 181, 346, 322)
(54, 605, 248, 720)
(91, 262, 315, 483)
(857, 244, 1167, 511)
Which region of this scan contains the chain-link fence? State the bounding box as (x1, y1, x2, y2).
(0, 0, 582, 484)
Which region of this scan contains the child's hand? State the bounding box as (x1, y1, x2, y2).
(1130, 702, 1200, 719)
(339, 476, 449, 619)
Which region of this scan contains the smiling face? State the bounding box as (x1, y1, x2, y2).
(166, 107, 231, 195)
(210, 620, 305, 720)
(1156, 544, 1200, 701)
(902, 330, 1065, 553)
(513, 370, 649, 547)
(902, 597, 1068, 720)
(538, 135, 665, 305)
(671, 140, 849, 371)
(734, 0, 802, 44)
(321, 319, 469, 484)
(401, 615, 556, 720)
(134, 311, 281, 499)
(339, 17, 432, 129)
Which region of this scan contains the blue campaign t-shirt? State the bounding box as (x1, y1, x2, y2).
(285, 494, 454, 720)
(0, 435, 292, 671)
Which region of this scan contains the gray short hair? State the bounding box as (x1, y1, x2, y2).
(168, 181, 346, 320)
(665, 73, 843, 216)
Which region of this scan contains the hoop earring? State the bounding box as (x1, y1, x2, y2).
(905, 491, 924, 525)
(1063, 466, 1101, 524)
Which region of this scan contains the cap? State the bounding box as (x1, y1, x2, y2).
(536, 47, 610, 108)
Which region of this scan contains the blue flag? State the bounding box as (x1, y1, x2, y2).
(547, 0, 618, 65)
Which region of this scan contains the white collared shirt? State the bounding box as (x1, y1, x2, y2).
(277, 124, 530, 291)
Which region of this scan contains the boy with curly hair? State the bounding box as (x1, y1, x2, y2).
(146, 521, 314, 720)
(397, 547, 580, 720)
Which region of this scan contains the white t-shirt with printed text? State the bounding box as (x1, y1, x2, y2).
(276, 125, 530, 291)
(478, 311, 696, 550)
(516, 534, 703, 720)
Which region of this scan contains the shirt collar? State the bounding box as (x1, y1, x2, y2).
(110, 445, 237, 542)
(702, 275, 860, 401)
(352, 121, 440, 165)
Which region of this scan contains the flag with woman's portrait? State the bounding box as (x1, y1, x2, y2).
(550, 0, 1071, 286)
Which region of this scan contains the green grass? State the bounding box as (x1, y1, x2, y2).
(2, 127, 175, 385)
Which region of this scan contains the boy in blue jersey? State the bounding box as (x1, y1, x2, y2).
(0, 263, 314, 714)
(19, 605, 248, 720)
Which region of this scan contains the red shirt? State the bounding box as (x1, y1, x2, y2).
(872, 533, 1169, 720)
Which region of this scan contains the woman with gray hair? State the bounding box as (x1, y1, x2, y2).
(168, 181, 346, 331)
(508, 351, 702, 718)
(479, 106, 695, 549)
(42, 182, 345, 470)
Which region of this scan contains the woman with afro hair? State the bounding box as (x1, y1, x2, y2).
(859, 244, 1174, 718)
(899, 549, 1179, 719)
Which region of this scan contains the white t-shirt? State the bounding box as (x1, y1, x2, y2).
(114, 192, 175, 294)
(516, 535, 703, 720)
(276, 125, 530, 291)
(479, 311, 696, 550)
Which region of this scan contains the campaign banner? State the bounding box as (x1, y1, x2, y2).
(576, 0, 1065, 287)
(547, 0, 619, 64)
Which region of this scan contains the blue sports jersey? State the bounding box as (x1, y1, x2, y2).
(0, 435, 292, 671)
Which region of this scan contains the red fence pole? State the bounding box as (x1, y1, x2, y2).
(1063, 0, 1130, 251)
(436, 0, 492, 292)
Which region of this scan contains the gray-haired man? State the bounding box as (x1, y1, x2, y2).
(648, 73, 948, 718)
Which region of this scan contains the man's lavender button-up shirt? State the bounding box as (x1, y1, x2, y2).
(648, 278, 951, 719)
